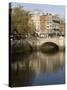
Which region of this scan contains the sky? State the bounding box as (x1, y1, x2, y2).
(11, 2, 65, 18)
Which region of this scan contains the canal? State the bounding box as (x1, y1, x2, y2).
(11, 51, 65, 87)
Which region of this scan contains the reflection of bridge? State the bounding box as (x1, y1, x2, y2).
(11, 51, 64, 74)
(27, 36, 65, 49)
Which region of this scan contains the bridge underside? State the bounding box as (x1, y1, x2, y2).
(40, 42, 59, 53)
(27, 41, 59, 53)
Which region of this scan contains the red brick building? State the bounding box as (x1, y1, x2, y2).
(40, 15, 47, 32)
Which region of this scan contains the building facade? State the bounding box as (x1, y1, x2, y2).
(31, 12, 65, 36)
(60, 21, 65, 33)
(40, 15, 46, 32)
(31, 11, 41, 35)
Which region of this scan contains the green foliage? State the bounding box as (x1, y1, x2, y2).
(11, 7, 35, 35)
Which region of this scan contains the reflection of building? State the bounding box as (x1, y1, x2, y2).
(12, 52, 64, 75)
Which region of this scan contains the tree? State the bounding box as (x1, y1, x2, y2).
(11, 7, 35, 36)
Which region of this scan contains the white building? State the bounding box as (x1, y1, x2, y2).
(52, 15, 60, 31)
(31, 11, 41, 35)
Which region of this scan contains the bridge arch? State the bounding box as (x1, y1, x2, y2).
(41, 41, 59, 47)
(26, 36, 64, 51)
(40, 42, 59, 53)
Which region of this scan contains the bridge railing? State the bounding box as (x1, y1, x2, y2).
(39, 32, 64, 39)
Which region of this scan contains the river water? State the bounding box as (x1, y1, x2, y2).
(11, 51, 65, 87)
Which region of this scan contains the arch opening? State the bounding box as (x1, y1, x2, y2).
(40, 42, 59, 54)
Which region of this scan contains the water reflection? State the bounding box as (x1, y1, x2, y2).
(11, 51, 65, 87)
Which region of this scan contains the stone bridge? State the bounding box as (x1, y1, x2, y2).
(11, 36, 65, 50)
(27, 36, 65, 50)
